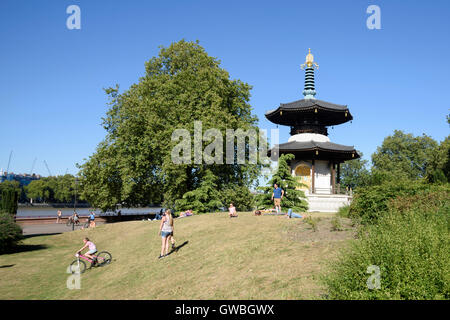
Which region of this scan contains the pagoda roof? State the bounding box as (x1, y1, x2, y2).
(268, 140, 360, 162)
(265, 98, 353, 126)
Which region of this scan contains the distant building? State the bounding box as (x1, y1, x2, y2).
(0, 169, 41, 187)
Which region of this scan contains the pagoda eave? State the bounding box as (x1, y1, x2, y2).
(268, 140, 360, 162)
(265, 99, 353, 127)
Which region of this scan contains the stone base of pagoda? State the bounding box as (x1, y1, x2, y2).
(306, 193, 352, 213)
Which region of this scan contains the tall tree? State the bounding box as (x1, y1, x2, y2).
(78, 40, 263, 211)
(339, 151, 370, 190)
(0, 188, 19, 216)
(256, 154, 308, 212)
(175, 169, 223, 213)
(371, 130, 438, 181)
(426, 136, 450, 183)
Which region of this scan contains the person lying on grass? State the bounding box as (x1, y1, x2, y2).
(259, 208, 280, 215)
(282, 208, 304, 219)
(77, 237, 98, 265)
(179, 209, 193, 218)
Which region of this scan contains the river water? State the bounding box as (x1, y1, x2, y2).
(17, 206, 163, 218)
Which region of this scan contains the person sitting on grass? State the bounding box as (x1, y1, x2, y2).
(228, 203, 238, 218)
(151, 209, 163, 221)
(77, 237, 98, 266)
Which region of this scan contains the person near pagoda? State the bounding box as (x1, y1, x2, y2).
(271, 184, 284, 214)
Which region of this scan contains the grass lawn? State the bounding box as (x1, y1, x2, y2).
(0, 212, 355, 299)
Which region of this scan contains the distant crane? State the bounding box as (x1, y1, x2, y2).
(29, 157, 37, 175)
(65, 168, 69, 175)
(6, 150, 12, 173)
(43, 160, 52, 177)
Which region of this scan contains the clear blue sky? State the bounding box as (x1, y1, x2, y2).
(1, 0, 449, 176)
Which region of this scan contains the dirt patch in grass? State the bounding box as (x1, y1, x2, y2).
(281, 216, 357, 243)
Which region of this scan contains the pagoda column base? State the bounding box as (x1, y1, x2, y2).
(306, 194, 353, 213)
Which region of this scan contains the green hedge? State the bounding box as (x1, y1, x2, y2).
(349, 180, 450, 224)
(325, 188, 450, 299)
(0, 188, 19, 216)
(0, 212, 23, 253)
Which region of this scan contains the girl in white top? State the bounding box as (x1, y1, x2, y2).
(158, 209, 174, 259)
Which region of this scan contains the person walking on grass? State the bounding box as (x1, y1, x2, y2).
(158, 209, 175, 259)
(89, 211, 96, 228)
(271, 183, 284, 214)
(56, 209, 62, 224)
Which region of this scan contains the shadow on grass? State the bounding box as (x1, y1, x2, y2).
(23, 233, 61, 239)
(167, 241, 189, 256)
(0, 264, 15, 268)
(1, 244, 49, 255)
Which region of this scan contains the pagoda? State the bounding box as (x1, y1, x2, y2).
(266, 49, 359, 212)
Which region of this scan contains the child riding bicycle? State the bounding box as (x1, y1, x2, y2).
(77, 237, 98, 265)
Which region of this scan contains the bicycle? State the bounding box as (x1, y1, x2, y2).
(82, 219, 90, 229)
(66, 217, 80, 227)
(69, 251, 112, 274)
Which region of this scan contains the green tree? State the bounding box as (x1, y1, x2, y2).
(256, 154, 308, 212)
(0, 212, 23, 253)
(371, 130, 438, 182)
(0, 188, 19, 216)
(339, 151, 370, 190)
(222, 185, 255, 211)
(78, 40, 263, 211)
(175, 169, 223, 213)
(25, 179, 53, 203)
(426, 136, 450, 183)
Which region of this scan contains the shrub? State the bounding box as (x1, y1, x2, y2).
(0, 189, 19, 216)
(330, 216, 344, 231)
(304, 216, 320, 232)
(324, 189, 450, 299)
(349, 180, 449, 224)
(337, 205, 350, 218)
(0, 212, 23, 253)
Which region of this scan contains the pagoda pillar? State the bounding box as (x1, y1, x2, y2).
(331, 162, 336, 194)
(311, 159, 315, 194)
(337, 162, 341, 193)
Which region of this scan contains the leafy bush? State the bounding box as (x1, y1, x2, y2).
(175, 169, 223, 213)
(330, 216, 344, 231)
(0, 189, 19, 216)
(337, 205, 350, 218)
(0, 212, 23, 253)
(349, 180, 449, 224)
(221, 185, 255, 211)
(324, 189, 450, 299)
(304, 216, 320, 232)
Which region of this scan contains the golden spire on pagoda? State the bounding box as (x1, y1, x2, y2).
(301, 48, 319, 70)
